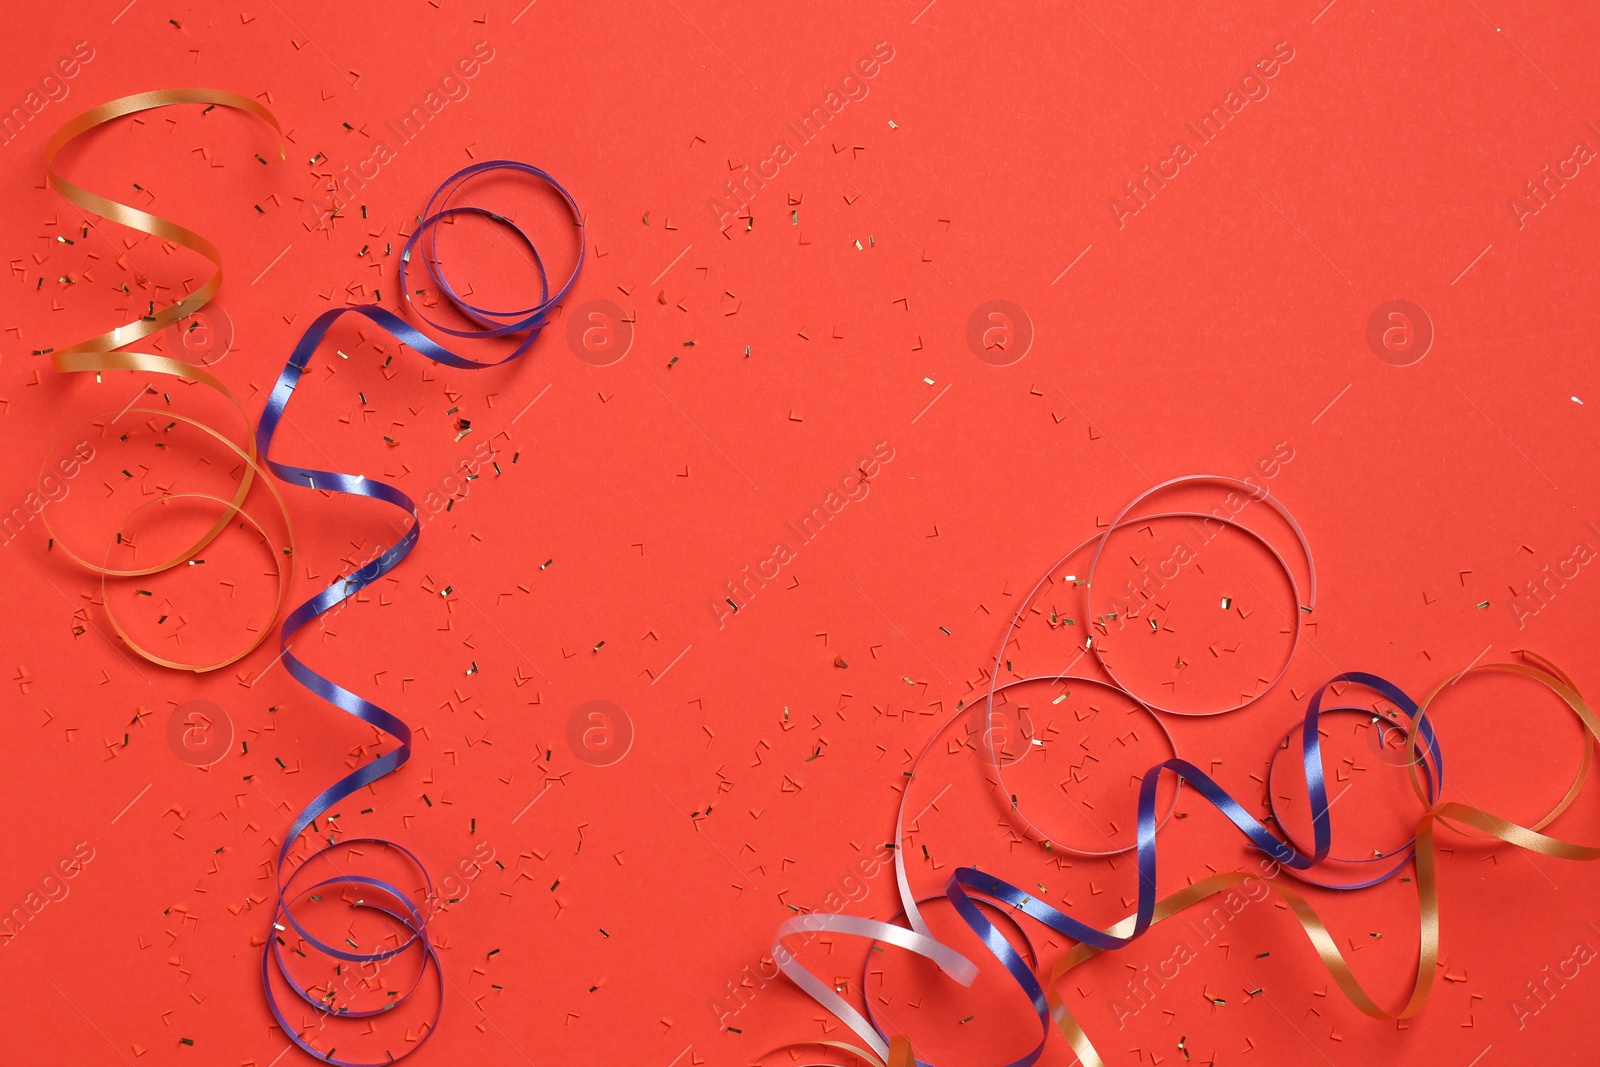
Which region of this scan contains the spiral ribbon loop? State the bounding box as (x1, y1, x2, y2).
(255, 161, 582, 1064)
(39, 89, 294, 671)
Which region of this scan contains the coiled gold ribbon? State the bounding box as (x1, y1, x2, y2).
(38, 90, 294, 671)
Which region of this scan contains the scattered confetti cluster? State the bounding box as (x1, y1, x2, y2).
(3, 5, 1599, 1067)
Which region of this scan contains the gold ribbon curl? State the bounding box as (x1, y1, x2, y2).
(38, 89, 293, 672)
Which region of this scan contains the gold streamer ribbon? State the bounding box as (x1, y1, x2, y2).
(38, 89, 293, 671)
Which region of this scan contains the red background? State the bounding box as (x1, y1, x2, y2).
(3, 1, 1600, 1065)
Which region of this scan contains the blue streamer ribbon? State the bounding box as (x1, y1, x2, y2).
(254, 161, 582, 1065)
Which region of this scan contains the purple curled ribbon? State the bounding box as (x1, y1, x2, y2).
(255, 161, 582, 1065)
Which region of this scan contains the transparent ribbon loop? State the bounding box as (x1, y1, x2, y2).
(1077, 474, 1317, 717)
(903, 505, 1307, 938)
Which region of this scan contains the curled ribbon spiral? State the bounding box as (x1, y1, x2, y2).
(255, 161, 583, 1064)
(39, 89, 294, 671)
(770, 481, 1600, 1067)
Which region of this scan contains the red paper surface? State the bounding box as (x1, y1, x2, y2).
(3, 2, 1599, 1065)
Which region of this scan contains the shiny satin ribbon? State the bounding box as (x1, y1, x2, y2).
(767, 675, 1073, 1066)
(256, 160, 582, 1064)
(967, 498, 1310, 943)
(38, 89, 293, 671)
(927, 485, 1339, 1065)
(1091, 671, 1445, 896)
(772, 912, 980, 1063)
